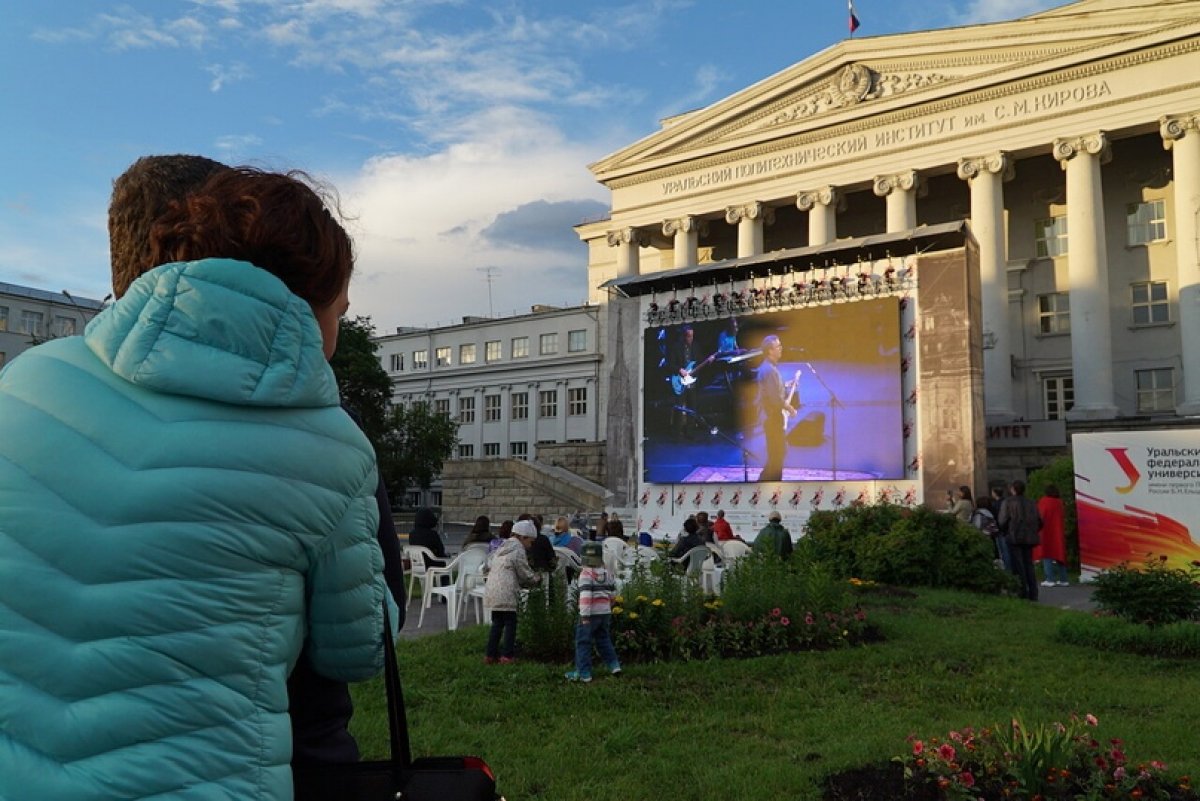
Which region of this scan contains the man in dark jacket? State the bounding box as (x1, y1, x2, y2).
(669, 517, 706, 559)
(998, 479, 1042, 601)
(753, 511, 793, 559)
(408, 506, 448, 568)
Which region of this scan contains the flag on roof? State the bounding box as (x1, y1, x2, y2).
(848, 0, 861, 34)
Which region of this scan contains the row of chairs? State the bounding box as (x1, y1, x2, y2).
(604, 537, 752, 594)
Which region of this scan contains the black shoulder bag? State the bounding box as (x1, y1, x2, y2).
(293, 606, 500, 801)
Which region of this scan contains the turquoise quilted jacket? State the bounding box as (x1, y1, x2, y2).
(0, 260, 389, 800)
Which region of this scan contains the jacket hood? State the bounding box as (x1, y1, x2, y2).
(84, 259, 339, 408)
(414, 507, 439, 528)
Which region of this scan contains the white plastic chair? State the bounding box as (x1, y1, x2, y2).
(463, 563, 489, 625)
(670, 546, 711, 580)
(602, 537, 628, 575)
(419, 551, 474, 631)
(554, 546, 582, 575)
(402, 545, 445, 608)
(453, 547, 489, 625)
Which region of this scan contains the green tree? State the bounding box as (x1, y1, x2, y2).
(377, 402, 459, 503)
(330, 316, 392, 444)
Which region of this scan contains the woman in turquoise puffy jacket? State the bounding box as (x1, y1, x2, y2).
(0, 167, 393, 800)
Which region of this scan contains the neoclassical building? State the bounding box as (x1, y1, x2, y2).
(578, 0, 1200, 511)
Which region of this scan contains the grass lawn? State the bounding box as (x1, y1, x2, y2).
(350, 588, 1200, 800)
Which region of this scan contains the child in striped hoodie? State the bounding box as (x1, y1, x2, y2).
(565, 541, 622, 683)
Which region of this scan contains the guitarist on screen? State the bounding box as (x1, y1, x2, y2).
(667, 325, 715, 438)
(756, 334, 799, 481)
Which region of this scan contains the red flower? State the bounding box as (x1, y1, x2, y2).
(912, 740, 925, 756)
(780, 617, 790, 626)
(937, 744, 956, 762)
(771, 607, 782, 618)
(959, 771, 975, 788)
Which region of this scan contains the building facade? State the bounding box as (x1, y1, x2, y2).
(577, 0, 1200, 501)
(373, 304, 603, 507)
(0, 282, 107, 370)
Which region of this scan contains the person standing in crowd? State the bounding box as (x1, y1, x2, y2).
(998, 480, 1042, 601)
(484, 519, 543, 664)
(754, 511, 794, 559)
(565, 542, 622, 683)
(1036, 484, 1069, 587)
(669, 517, 705, 559)
(947, 485, 974, 522)
(0, 165, 392, 800)
(408, 506, 448, 569)
(971, 497, 1010, 571)
(756, 334, 797, 482)
(551, 515, 584, 555)
(106, 155, 408, 774)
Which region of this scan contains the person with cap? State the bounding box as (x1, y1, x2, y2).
(565, 542, 622, 683)
(483, 518, 543, 664)
(753, 511, 794, 559)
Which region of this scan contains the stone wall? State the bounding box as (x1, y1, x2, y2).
(441, 454, 606, 526)
(533, 441, 606, 486)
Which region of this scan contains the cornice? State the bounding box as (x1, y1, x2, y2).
(604, 35, 1200, 193)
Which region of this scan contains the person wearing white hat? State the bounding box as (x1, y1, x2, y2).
(483, 519, 542, 664)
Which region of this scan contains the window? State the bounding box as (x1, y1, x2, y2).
(511, 336, 529, 358)
(510, 441, 528, 460)
(1127, 199, 1166, 246)
(389, 353, 404, 371)
(486, 340, 502, 362)
(413, 349, 428, 369)
(19, 311, 43, 337)
(406, 491, 421, 508)
(539, 333, 558, 355)
(1043, 375, 1074, 421)
(568, 329, 587, 352)
(458, 444, 474, 459)
(568, 387, 588, 416)
(483, 442, 501, 457)
(1037, 293, 1070, 335)
(1034, 215, 1068, 258)
(511, 391, 529, 420)
(1136, 368, 1175, 414)
(484, 394, 501, 422)
(1131, 281, 1169, 326)
(434, 398, 451, 417)
(53, 316, 76, 337)
(457, 396, 475, 423)
(539, 389, 558, 418)
(435, 346, 451, 367)
(0, 306, 7, 331)
(460, 343, 476, 365)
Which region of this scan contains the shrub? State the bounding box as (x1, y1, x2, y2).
(799, 503, 1009, 593)
(1056, 613, 1200, 658)
(1090, 555, 1200, 627)
(517, 572, 577, 662)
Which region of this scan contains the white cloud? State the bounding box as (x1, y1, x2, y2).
(214, 133, 265, 158)
(338, 109, 615, 329)
(206, 62, 250, 92)
(952, 0, 1060, 24)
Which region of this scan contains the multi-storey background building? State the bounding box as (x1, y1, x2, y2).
(0, 282, 107, 370)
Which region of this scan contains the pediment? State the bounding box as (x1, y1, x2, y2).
(590, 0, 1200, 182)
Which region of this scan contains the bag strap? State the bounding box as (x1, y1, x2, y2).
(382, 603, 413, 768)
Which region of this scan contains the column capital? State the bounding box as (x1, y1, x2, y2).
(956, 152, 1014, 182)
(1052, 132, 1111, 169)
(605, 227, 649, 248)
(724, 201, 774, 225)
(796, 186, 840, 211)
(872, 170, 920, 197)
(1160, 114, 1200, 149)
(662, 215, 707, 236)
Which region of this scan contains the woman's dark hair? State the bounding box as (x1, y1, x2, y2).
(958, 485, 973, 502)
(683, 518, 699, 535)
(1043, 484, 1061, 498)
(498, 520, 514, 539)
(148, 167, 354, 307)
(463, 515, 492, 547)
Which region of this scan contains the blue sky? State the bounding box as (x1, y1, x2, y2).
(0, 0, 1059, 331)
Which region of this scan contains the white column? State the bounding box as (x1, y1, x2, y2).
(662, 215, 705, 268)
(873, 170, 920, 232)
(1161, 114, 1200, 416)
(796, 187, 839, 246)
(724, 202, 772, 258)
(606, 227, 648, 278)
(957, 152, 1016, 421)
(1053, 131, 1118, 420)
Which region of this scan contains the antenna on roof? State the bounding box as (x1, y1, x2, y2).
(476, 267, 501, 317)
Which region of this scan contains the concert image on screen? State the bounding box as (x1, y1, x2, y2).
(641, 297, 904, 484)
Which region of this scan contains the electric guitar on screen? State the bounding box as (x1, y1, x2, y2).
(781, 369, 802, 427)
(669, 352, 718, 395)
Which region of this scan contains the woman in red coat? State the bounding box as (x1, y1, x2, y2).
(1035, 484, 1068, 586)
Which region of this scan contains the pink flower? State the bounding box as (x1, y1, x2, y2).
(949, 731, 963, 743)
(912, 740, 925, 756)
(1114, 766, 1127, 781)
(1085, 713, 1099, 727)
(958, 771, 975, 788)
(780, 617, 790, 626)
(805, 613, 815, 626)
(771, 607, 782, 618)
(1150, 760, 1167, 771)
(937, 744, 956, 762)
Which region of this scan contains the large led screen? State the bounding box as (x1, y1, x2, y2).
(642, 297, 904, 484)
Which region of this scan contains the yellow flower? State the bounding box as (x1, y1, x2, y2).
(612, 606, 623, 615)
(849, 578, 863, 586)
(636, 595, 648, 602)
(629, 612, 639, 620)
(842, 630, 849, 637)
(652, 599, 664, 607)
(614, 595, 624, 604)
